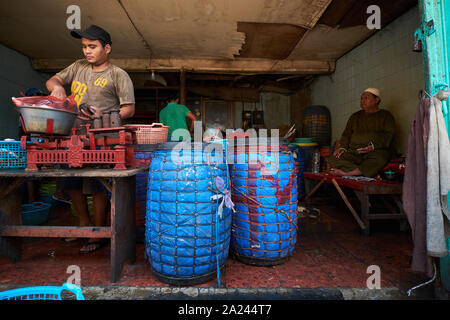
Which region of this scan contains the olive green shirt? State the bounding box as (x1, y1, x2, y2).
(339, 109, 395, 151)
(56, 59, 135, 113)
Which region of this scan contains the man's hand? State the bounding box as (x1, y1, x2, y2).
(119, 104, 135, 120)
(334, 148, 346, 159)
(78, 104, 102, 121)
(46, 75, 67, 100)
(357, 143, 374, 154)
(50, 86, 67, 100)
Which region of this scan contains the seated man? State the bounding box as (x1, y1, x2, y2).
(328, 88, 395, 178)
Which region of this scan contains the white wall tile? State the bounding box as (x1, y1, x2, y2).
(309, 5, 424, 154)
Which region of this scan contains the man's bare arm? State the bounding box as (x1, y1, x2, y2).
(46, 75, 67, 99)
(120, 104, 135, 120)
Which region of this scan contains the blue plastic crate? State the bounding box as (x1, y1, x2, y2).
(21, 202, 51, 225)
(0, 283, 85, 300)
(0, 140, 26, 169)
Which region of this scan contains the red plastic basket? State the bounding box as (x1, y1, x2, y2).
(124, 123, 169, 144)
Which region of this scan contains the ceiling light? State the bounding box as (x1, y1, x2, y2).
(149, 70, 167, 86)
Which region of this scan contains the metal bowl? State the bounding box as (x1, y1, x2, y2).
(17, 105, 77, 136)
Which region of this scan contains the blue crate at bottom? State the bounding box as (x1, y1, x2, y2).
(0, 283, 85, 300)
(0, 140, 26, 169)
(21, 202, 51, 225)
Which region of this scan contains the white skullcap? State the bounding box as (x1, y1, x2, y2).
(363, 88, 380, 98)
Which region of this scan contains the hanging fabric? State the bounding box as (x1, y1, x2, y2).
(426, 90, 450, 258)
(402, 95, 433, 276)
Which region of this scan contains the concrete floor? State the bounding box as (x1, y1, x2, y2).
(0, 192, 437, 300)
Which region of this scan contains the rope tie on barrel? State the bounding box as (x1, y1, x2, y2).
(231, 185, 298, 231)
(207, 151, 234, 287)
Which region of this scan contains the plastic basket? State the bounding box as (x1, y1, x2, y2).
(38, 180, 62, 206)
(0, 283, 85, 300)
(124, 123, 169, 144)
(21, 202, 51, 225)
(0, 140, 26, 169)
(38, 180, 57, 195)
(70, 196, 93, 217)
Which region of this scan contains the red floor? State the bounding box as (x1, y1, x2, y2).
(0, 195, 429, 290)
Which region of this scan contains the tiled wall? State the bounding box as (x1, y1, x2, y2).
(0, 44, 51, 139)
(234, 92, 291, 130)
(310, 6, 424, 155)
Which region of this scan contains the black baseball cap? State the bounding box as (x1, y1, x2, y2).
(71, 25, 112, 45)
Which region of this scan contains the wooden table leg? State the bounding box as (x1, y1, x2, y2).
(355, 190, 370, 235)
(0, 177, 25, 201)
(110, 175, 136, 283)
(331, 178, 366, 231)
(394, 196, 409, 231)
(0, 178, 23, 262)
(304, 177, 326, 201)
(97, 178, 112, 193)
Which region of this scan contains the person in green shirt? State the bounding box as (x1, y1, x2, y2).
(159, 94, 197, 141)
(328, 88, 395, 178)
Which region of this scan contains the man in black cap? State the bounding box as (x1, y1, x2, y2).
(46, 25, 135, 253)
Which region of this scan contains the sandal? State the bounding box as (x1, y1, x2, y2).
(52, 192, 71, 204)
(308, 208, 320, 219)
(297, 206, 309, 218)
(79, 240, 106, 254)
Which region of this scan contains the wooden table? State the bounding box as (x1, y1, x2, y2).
(302, 172, 407, 235)
(0, 167, 146, 283)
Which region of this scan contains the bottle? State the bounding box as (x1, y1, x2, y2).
(312, 149, 320, 173)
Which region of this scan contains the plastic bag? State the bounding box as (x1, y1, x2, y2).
(11, 95, 78, 114)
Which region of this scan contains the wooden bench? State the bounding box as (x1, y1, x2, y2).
(302, 172, 407, 235)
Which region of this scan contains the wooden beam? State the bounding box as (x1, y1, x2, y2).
(180, 69, 186, 105)
(32, 58, 335, 74)
(187, 74, 236, 81)
(97, 178, 112, 193)
(2, 226, 111, 238)
(0, 177, 25, 201)
(187, 86, 260, 102)
(259, 84, 295, 95)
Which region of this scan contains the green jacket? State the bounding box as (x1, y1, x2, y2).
(159, 102, 191, 136)
(339, 109, 395, 151)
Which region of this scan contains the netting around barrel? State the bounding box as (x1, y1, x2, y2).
(145, 144, 232, 282)
(289, 145, 306, 199)
(135, 149, 155, 240)
(230, 145, 298, 264)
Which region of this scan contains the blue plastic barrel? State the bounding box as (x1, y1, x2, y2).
(134, 145, 157, 243)
(229, 139, 298, 266)
(288, 144, 318, 200)
(289, 144, 305, 199)
(145, 142, 232, 284)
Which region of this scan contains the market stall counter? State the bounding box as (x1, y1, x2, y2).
(0, 167, 146, 283)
